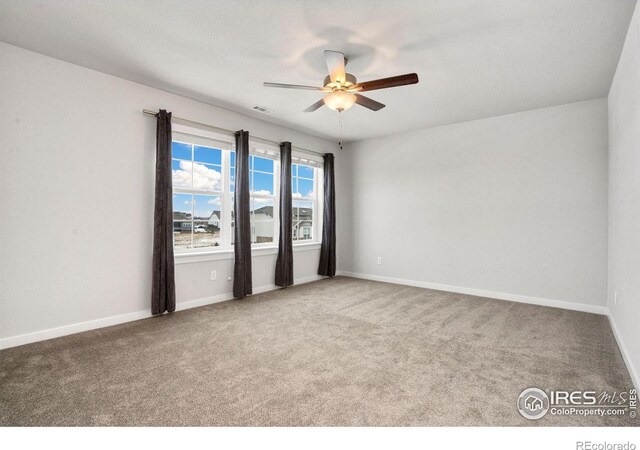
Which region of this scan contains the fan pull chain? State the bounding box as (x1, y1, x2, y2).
(338, 111, 343, 150)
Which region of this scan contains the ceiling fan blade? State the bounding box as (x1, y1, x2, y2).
(263, 82, 326, 91)
(324, 50, 346, 84)
(304, 99, 326, 112)
(353, 73, 419, 92)
(355, 94, 385, 111)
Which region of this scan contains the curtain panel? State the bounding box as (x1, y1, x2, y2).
(318, 153, 336, 277)
(233, 130, 253, 298)
(151, 110, 176, 314)
(275, 142, 294, 287)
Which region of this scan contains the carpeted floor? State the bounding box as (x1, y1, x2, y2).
(0, 276, 635, 426)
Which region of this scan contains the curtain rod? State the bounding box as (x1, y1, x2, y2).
(142, 109, 325, 157)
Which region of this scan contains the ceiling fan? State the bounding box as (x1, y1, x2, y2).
(264, 50, 419, 113)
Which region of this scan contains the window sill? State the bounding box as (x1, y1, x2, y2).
(174, 242, 321, 265)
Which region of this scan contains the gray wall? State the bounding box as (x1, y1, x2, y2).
(338, 98, 609, 310)
(608, 2, 640, 387)
(0, 43, 333, 346)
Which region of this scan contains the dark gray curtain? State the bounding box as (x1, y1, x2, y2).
(233, 130, 253, 298)
(275, 142, 293, 287)
(318, 153, 336, 277)
(151, 110, 176, 314)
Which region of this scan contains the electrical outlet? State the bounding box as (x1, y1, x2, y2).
(614, 290, 618, 305)
(377, 256, 382, 265)
(210, 270, 217, 281)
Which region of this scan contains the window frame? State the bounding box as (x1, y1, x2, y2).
(170, 123, 323, 259)
(229, 147, 281, 248)
(171, 131, 228, 253)
(250, 150, 279, 247)
(291, 156, 323, 245)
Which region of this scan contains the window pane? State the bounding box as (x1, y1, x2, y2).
(230, 151, 236, 168)
(172, 142, 192, 160)
(293, 220, 313, 241)
(251, 198, 273, 244)
(192, 162, 222, 191)
(293, 221, 299, 240)
(252, 220, 274, 244)
(252, 172, 274, 195)
(297, 178, 314, 199)
(230, 168, 235, 193)
(300, 222, 313, 240)
(230, 194, 235, 245)
(174, 222, 192, 249)
(291, 164, 298, 177)
(291, 176, 298, 197)
(172, 160, 192, 189)
(297, 165, 314, 179)
(173, 193, 193, 250)
(193, 194, 219, 220)
(252, 198, 274, 218)
(293, 201, 313, 221)
(194, 146, 222, 165)
(173, 193, 193, 216)
(193, 195, 221, 248)
(253, 156, 274, 173)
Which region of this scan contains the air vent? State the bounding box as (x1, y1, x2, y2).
(251, 105, 274, 114)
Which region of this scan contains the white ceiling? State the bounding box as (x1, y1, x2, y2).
(0, 0, 636, 141)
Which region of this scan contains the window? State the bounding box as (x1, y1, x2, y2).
(292, 161, 319, 242)
(250, 155, 276, 244)
(172, 140, 223, 249)
(230, 152, 278, 246)
(171, 126, 322, 254)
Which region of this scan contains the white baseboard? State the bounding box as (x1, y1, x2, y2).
(0, 274, 326, 350)
(336, 271, 608, 315)
(0, 310, 152, 351)
(608, 314, 639, 390)
(3, 271, 635, 391)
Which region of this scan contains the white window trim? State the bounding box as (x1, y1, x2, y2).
(291, 158, 323, 245)
(172, 124, 233, 255)
(249, 146, 279, 248)
(174, 242, 322, 265)
(170, 123, 324, 261)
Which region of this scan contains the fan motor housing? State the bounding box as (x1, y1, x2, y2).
(323, 73, 357, 89)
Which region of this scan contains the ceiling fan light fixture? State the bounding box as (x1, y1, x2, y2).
(323, 91, 357, 112)
(264, 50, 417, 113)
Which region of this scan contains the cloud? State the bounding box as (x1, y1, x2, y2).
(292, 191, 314, 200)
(250, 190, 274, 207)
(172, 161, 221, 191)
(207, 198, 221, 205)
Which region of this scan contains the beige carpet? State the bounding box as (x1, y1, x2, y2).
(0, 276, 635, 426)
